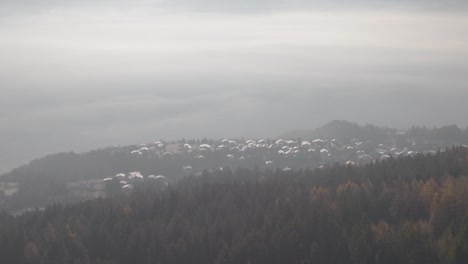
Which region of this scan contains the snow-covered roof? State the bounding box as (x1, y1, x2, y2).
(128, 171, 143, 180)
(122, 184, 133, 189)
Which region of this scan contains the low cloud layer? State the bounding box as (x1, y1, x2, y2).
(3, 1, 468, 14)
(1, 2, 467, 170)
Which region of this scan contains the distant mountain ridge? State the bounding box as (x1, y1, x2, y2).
(281, 120, 468, 145)
(280, 120, 397, 140)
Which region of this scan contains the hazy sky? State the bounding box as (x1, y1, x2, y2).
(1, 1, 468, 170)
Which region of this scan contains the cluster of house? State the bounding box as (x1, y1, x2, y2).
(129, 137, 440, 173)
(101, 172, 168, 190)
(79, 136, 452, 195)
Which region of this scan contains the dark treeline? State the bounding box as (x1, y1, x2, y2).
(407, 125, 468, 145)
(1, 147, 468, 263)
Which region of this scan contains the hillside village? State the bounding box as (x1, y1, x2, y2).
(1, 121, 467, 212)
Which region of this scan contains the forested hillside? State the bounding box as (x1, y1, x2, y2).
(3, 121, 467, 213)
(1, 147, 468, 263)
